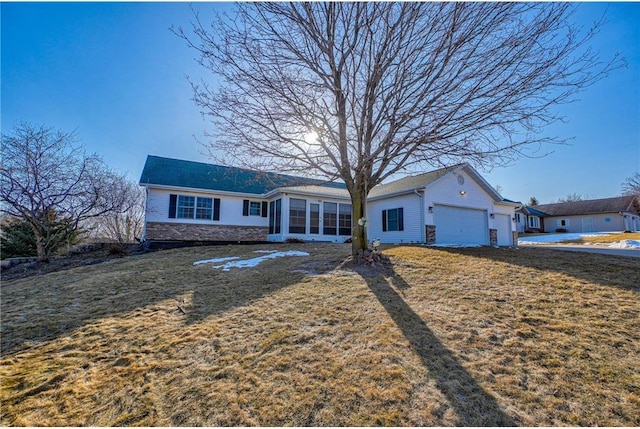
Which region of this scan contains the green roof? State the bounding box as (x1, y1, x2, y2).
(139, 155, 345, 195)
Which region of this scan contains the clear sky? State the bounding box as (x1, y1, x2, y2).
(2, 2, 639, 204)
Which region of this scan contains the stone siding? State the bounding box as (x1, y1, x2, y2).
(146, 222, 268, 242)
(512, 231, 519, 247)
(425, 225, 436, 245)
(489, 228, 498, 246)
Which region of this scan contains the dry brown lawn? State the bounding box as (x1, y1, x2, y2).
(1, 243, 638, 426)
(563, 231, 640, 244)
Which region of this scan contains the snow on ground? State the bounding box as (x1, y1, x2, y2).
(193, 250, 310, 271)
(608, 240, 640, 249)
(193, 256, 240, 266)
(518, 232, 613, 245)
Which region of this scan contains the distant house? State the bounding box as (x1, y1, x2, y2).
(139, 155, 519, 246)
(515, 205, 547, 233)
(532, 195, 640, 233)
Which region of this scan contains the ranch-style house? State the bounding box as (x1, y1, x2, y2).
(139, 155, 520, 246)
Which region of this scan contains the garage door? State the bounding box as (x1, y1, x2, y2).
(496, 214, 512, 246)
(434, 205, 488, 245)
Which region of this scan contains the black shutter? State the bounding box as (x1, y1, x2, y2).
(261, 201, 268, 217)
(242, 199, 249, 216)
(169, 194, 177, 218)
(382, 210, 387, 232)
(398, 208, 404, 231)
(213, 198, 221, 221)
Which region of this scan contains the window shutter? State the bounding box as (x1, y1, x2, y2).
(382, 210, 387, 232)
(398, 208, 404, 231)
(242, 199, 249, 216)
(213, 198, 221, 221)
(169, 194, 177, 218)
(261, 201, 268, 217)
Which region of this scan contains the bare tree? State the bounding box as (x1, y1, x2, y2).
(621, 172, 640, 197)
(1, 122, 129, 261)
(556, 193, 585, 203)
(86, 179, 145, 244)
(177, 3, 621, 255)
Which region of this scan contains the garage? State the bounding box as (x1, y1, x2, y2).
(496, 214, 513, 246)
(433, 204, 489, 245)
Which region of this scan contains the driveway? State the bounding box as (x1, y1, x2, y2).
(523, 243, 640, 258)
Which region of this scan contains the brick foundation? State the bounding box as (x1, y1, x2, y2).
(145, 222, 268, 242)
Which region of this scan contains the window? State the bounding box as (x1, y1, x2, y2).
(528, 216, 540, 229)
(339, 204, 352, 236)
(557, 219, 570, 227)
(382, 208, 404, 232)
(269, 199, 281, 234)
(196, 197, 213, 220)
(310, 203, 320, 234)
(323, 202, 337, 235)
(515, 213, 521, 223)
(243, 199, 267, 217)
(177, 195, 195, 219)
(289, 198, 307, 234)
(169, 194, 219, 221)
(250, 201, 261, 216)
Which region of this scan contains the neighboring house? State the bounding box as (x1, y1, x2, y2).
(532, 195, 640, 233)
(139, 155, 519, 246)
(515, 205, 547, 233)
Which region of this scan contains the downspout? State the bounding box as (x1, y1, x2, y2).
(414, 189, 425, 243)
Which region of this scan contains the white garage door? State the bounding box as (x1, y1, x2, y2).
(496, 214, 512, 246)
(434, 205, 488, 245)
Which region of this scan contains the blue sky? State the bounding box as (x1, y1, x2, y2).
(2, 2, 639, 204)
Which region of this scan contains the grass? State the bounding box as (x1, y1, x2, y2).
(562, 231, 640, 244)
(1, 243, 639, 426)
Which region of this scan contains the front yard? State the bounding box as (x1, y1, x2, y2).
(1, 243, 638, 426)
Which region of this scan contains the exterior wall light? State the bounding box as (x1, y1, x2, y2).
(428, 206, 433, 213)
(460, 190, 467, 196)
(490, 213, 495, 219)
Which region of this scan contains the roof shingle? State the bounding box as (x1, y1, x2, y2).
(139, 155, 345, 195)
(533, 196, 639, 216)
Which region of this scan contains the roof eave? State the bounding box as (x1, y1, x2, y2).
(142, 183, 266, 199)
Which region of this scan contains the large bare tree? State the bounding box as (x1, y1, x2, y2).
(177, 2, 621, 254)
(1, 123, 130, 261)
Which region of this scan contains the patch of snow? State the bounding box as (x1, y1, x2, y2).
(193, 256, 240, 266)
(212, 250, 310, 271)
(608, 240, 640, 250)
(253, 250, 278, 253)
(519, 232, 612, 244)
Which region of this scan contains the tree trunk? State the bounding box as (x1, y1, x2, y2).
(33, 229, 50, 262)
(350, 184, 369, 256)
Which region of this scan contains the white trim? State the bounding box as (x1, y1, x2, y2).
(145, 183, 264, 199)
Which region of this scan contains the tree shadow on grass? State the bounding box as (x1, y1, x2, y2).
(357, 265, 518, 426)
(0, 244, 345, 356)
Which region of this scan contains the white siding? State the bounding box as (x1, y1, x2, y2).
(145, 187, 268, 227)
(367, 193, 423, 244)
(544, 213, 630, 233)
